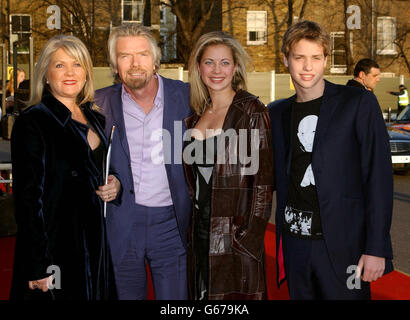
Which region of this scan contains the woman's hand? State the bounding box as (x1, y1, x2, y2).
(96, 175, 121, 202)
(28, 276, 53, 292)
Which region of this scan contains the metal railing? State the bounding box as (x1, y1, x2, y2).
(0, 44, 6, 118)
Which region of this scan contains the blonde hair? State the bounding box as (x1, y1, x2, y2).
(27, 35, 94, 107)
(188, 31, 251, 115)
(282, 20, 330, 58)
(107, 24, 161, 74)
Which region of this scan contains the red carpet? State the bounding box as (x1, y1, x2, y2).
(1, 224, 409, 300)
(0, 236, 15, 300)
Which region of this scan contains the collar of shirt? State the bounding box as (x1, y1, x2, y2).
(121, 74, 164, 118)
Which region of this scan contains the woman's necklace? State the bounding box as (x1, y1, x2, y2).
(207, 103, 230, 114)
(206, 90, 236, 115)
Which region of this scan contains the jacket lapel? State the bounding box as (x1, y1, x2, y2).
(41, 91, 89, 156)
(82, 105, 108, 150)
(162, 77, 181, 165)
(281, 95, 295, 177)
(109, 86, 131, 163)
(312, 80, 340, 154)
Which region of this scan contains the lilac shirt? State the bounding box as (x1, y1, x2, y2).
(122, 75, 173, 207)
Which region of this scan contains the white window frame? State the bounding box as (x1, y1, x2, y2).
(122, 0, 144, 23)
(160, 3, 177, 61)
(330, 32, 347, 74)
(377, 16, 397, 55)
(9, 14, 31, 54)
(160, 5, 166, 24)
(247, 11, 267, 46)
(160, 30, 177, 61)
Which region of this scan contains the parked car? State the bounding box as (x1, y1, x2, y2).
(389, 106, 410, 132)
(387, 126, 410, 173)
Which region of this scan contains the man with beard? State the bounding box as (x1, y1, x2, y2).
(95, 24, 192, 300)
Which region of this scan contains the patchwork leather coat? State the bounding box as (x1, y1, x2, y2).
(183, 90, 274, 300)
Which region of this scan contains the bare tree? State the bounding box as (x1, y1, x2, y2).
(387, 25, 410, 73)
(342, 0, 355, 74)
(355, 0, 410, 75)
(161, 0, 216, 65)
(30, 0, 120, 65)
(262, 0, 310, 72)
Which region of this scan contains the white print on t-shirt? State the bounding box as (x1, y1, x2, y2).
(297, 115, 318, 187)
(301, 164, 315, 187)
(284, 206, 312, 236)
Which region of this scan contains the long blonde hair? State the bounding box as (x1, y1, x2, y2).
(188, 31, 251, 115)
(27, 35, 94, 107)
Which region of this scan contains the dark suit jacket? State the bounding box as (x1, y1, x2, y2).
(10, 91, 114, 299)
(346, 79, 365, 89)
(268, 80, 394, 287)
(94, 77, 192, 266)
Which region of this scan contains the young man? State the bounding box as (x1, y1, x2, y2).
(268, 21, 393, 300)
(346, 58, 381, 92)
(95, 24, 192, 299)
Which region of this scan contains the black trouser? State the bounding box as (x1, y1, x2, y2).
(282, 233, 370, 300)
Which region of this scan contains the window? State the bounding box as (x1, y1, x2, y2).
(330, 32, 347, 74)
(160, 4, 177, 61)
(247, 11, 267, 45)
(377, 17, 397, 55)
(160, 31, 177, 61)
(122, 0, 143, 23)
(10, 14, 31, 54)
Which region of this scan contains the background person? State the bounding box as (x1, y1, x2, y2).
(6, 68, 26, 97)
(5, 68, 26, 113)
(10, 35, 119, 300)
(387, 84, 409, 114)
(183, 31, 274, 300)
(346, 58, 380, 92)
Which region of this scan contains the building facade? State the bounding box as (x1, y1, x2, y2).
(0, 0, 177, 67)
(0, 0, 408, 76)
(219, 0, 409, 75)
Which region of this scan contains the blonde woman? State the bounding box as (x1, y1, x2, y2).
(183, 31, 274, 300)
(6, 68, 26, 97)
(5, 68, 26, 112)
(10, 35, 119, 300)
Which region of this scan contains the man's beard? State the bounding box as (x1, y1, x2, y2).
(123, 69, 153, 90)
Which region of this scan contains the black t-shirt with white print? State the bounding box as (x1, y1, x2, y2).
(284, 96, 323, 240)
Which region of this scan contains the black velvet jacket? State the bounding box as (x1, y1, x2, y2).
(9, 90, 116, 300)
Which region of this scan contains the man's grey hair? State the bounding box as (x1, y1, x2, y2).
(108, 24, 161, 72)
